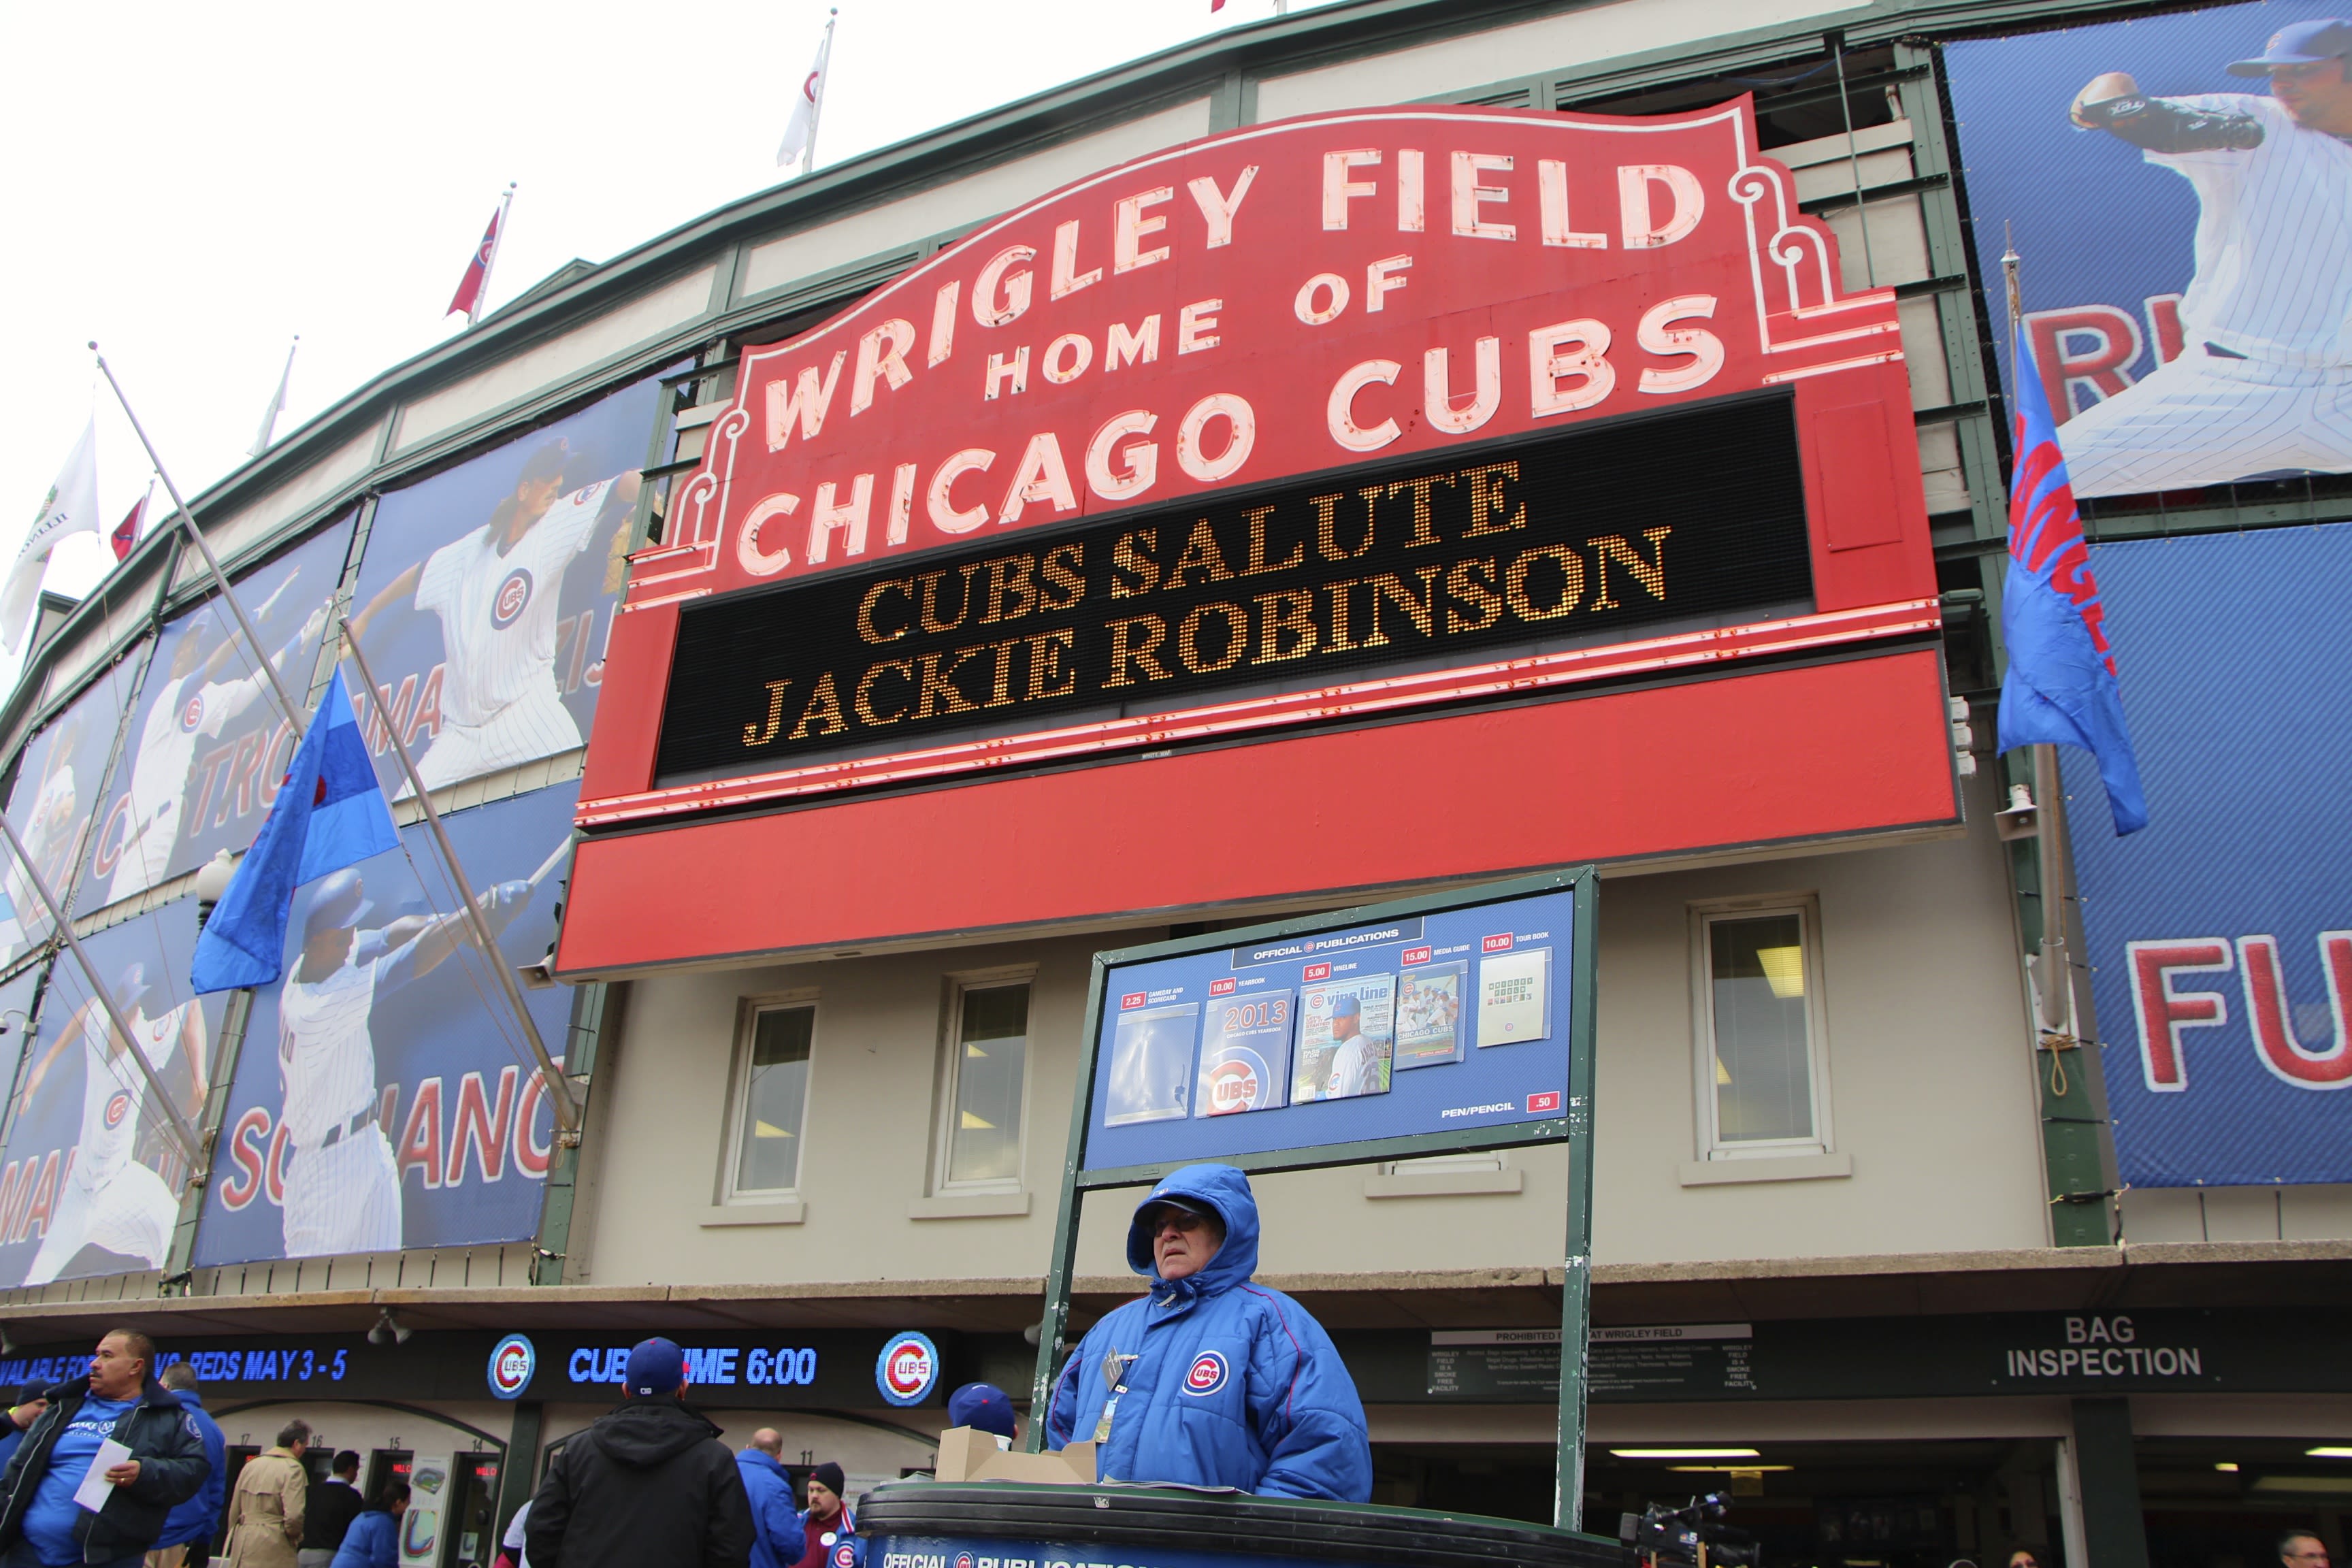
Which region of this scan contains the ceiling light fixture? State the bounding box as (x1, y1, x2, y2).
(1610, 1448, 1762, 1460)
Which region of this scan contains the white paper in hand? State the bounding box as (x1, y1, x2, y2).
(73, 1439, 131, 1512)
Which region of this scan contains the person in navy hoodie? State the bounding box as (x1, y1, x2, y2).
(1045, 1163, 1371, 1501)
(146, 1364, 226, 1568)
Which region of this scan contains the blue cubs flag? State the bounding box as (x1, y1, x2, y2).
(1996, 321, 2149, 836)
(191, 669, 398, 993)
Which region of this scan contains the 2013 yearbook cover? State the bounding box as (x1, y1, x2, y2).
(1195, 990, 1294, 1117)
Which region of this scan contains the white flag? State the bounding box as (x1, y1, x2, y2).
(250, 338, 298, 458)
(777, 22, 834, 169)
(3, 420, 100, 653)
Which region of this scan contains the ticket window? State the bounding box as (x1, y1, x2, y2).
(367, 1452, 414, 1510)
(445, 1454, 503, 1568)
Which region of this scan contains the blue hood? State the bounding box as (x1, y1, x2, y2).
(1126, 1162, 1258, 1302)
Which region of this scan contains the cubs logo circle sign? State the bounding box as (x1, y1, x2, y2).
(180, 693, 206, 732)
(874, 1330, 939, 1406)
(487, 1333, 536, 1399)
(103, 1092, 131, 1131)
(491, 568, 535, 630)
(1182, 1350, 1228, 1396)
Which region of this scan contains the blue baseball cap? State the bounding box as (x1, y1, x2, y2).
(947, 1382, 1016, 1439)
(2230, 18, 2352, 74)
(624, 1337, 686, 1396)
(1331, 994, 1361, 1018)
(301, 870, 372, 941)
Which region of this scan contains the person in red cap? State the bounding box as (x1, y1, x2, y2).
(526, 1338, 751, 1568)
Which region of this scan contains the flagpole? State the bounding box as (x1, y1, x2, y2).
(250, 336, 299, 458)
(0, 813, 205, 1171)
(1999, 233, 2076, 1034)
(91, 346, 310, 742)
(336, 626, 582, 1135)
(470, 184, 517, 329)
(805, 11, 837, 172)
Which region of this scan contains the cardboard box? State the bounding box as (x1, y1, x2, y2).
(934, 1426, 1098, 1484)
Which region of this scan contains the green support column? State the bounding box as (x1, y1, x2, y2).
(497, 1401, 544, 1537)
(2070, 1397, 2151, 1568)
(2012, 751, 2113, 1247)
(532, 980, 613, 1285)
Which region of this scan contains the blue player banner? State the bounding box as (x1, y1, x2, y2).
(2061, 523, 2352, 1186)
(76, 519, 354, 916)
(192, 782, 580, 1266)
(1944, 1, 2352, 497)
(343, 374, 667, 799)
(0, 902, 228, 1288)
(0, 647, 148, 967)
(1080, 875, 1591, 1177)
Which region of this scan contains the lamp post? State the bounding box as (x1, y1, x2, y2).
(193, 851, 236, 934)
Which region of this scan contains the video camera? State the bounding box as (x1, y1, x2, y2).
(1620, 1492, 1759, 1568)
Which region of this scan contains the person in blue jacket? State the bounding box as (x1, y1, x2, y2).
(150, 1362, 227, 1567)
(733, 1431, 801, 1568)
(328, 1482, 407, 1568)
(1045, 1162, 1371, 1501)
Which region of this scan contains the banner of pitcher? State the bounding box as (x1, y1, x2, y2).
(0, 369, 662, 1277)
(1946, 0, 2352, 499)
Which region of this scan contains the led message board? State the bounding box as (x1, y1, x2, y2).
(581, 100, 1931, 824)
(1072, 870, 1595, 1183)
(657, 393, 1809, 781)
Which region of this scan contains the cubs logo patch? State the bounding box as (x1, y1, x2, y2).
(1182, 1350, 1229, 1396)
(833, 1546, 856, 1568)
(103, 1092, 132, 1130)
(491, 568, 534, 629)
(180, 693, 206, 732)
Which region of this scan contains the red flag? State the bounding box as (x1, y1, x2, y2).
(446, 204, 502, 319)
(110, 493, 146, 561)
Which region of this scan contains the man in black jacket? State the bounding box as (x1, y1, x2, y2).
(0, 1328, 210, 1567)
(526, 1339, 751, 1568)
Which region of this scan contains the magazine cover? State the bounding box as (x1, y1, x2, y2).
(1106, 1002, 1198, 1124)
(1394, 961, 1467, 1069)
(1477, 947, 1552, 1047)
(1294, 973, 1396, 1103)
(1195, 990, 1294, 1117)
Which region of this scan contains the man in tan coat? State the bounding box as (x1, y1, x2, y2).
(223, 1419, 310, 1568)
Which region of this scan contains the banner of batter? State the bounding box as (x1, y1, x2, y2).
(344, 373, 668, 800)
(191, 781, 578, 1268)
(0, 643, 148, 968)
(0, 903, 225, 1289)
(74, 519, 351, 918)
(1948, 2, 2352, 497)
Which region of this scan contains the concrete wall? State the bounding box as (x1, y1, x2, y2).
(572, 764, 2047, 1290)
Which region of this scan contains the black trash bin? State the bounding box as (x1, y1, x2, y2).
(858, 1481, 1626, 1568)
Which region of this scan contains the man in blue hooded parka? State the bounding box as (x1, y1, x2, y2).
(1045, 1163, 1373, 1501)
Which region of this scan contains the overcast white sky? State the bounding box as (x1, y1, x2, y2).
(0, 0, 1337, 683)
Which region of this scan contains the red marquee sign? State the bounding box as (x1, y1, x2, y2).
(581, 102, 1934, 826)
